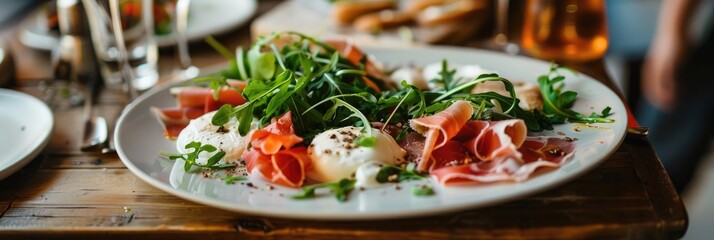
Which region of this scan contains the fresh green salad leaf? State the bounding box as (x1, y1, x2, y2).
(376, 163, 434, 197)
(376, 163, 428, 183)
(160, 141, 233, 172)
(221, 175, 247, 185)
(537, 65, 615, 124)
(411, 185, 435, 196)
(292, 178, 357, 202)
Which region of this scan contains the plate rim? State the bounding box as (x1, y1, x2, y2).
(115, 45, 628, 220)
(0, 88, 54, 181)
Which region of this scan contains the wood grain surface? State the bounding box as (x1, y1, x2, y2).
(0, 1, 687, 239)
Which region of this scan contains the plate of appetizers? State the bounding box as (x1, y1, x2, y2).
(115, 33, 627, 220)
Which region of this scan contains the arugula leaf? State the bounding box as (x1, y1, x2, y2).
(235, 47, 248, 80)
(537, 66, 615, 124)
(211, 104, 234, 126)
(376, 164, 428, 183)
(333, 99, 376, 146)
(292, 178, 356, 202)
(375, 164, 434, 197)
(411, 185, 435, 196)
(160, 141, 233, 172)
(265, 70, 296, 117)
(430, 60, 458, 91)
(221, 175, 247, 184)
(236, 103, 254, 136)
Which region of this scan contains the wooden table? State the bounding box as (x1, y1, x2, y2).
(0, 1, 687, 239)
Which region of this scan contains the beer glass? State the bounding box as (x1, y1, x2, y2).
(521, 0, 608, 62)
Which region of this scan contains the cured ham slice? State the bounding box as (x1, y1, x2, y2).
(242, 112, 311, 187)
(431, 137, 575, 185)
(248, 112, 303, 155)
(518, 137, 575, 164)
(243, 147, 311, 188)
(463, 120, 527, 161)
(151, 106, 204, 139)
(409, 100, 473, 171)
(153, 80, 247, 139)
(174, 87, 246, 112)
(430, 140, 472, 169)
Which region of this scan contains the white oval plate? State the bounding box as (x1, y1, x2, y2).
(115, 46, 627, 220)
(19, 0, 257, 50)
(0, 89, 53, 181)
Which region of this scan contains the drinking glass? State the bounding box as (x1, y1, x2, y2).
(493, 0, 519, 55)
(521, 0, 608, 62)
(171, 0, 199, 80)
(82, 0, 159, 91)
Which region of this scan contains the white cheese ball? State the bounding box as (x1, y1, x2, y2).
(307, 126, 406, 183)
(176, 111, 250, 164)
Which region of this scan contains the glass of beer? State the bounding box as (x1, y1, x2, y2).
(521, 0, 608, 62)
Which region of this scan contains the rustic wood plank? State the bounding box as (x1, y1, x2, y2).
(0, 203, 664, 238)
(41, 154, 125, 169)
(627, 135, 689, 239)
(10, 169, 185, 207)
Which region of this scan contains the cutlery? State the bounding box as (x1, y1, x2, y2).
(80, 78, 108, 151)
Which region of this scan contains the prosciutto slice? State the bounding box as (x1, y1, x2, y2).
(152, 80, 247, 139)
(431, 137, 575, 185)
(151, 106, 205, 139)
(409, 100, 473, 171)
(242, 112, 311, 187)
(249, 112, 303, 154)
(463, 120, 527, 161)
(243, 147, 311, 188)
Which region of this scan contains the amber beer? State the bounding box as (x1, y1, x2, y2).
(521, 0, 608, 61)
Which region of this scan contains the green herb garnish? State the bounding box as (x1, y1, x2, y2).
(376, 163, 434, 197)
(292, 178, 357, 202)
(160, 141, 233, 172)
(537, 65, 615, 124)
(411, 185, 435, 196)
(376, 163, 428, 183)
(221, 175, 247, 184)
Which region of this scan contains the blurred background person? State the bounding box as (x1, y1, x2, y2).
(638, 0, 714, 193)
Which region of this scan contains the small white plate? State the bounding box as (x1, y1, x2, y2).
(115, 46, 628, 220)
(0, 89, 53, 181)
(19, 0, 257, 51)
